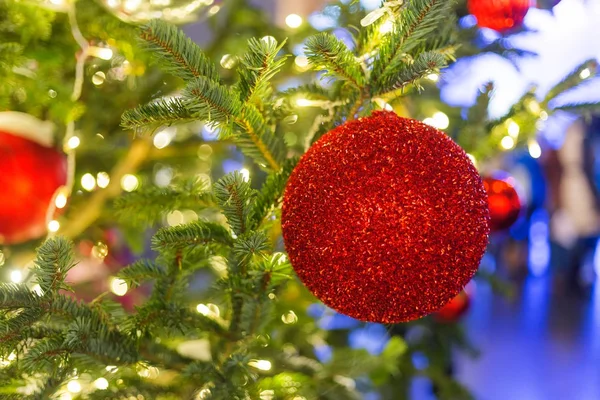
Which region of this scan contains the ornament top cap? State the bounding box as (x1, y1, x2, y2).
(0, 111, 55, 148)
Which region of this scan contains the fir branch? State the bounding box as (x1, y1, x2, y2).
(139, 20, 218, 81)
(184, 77, 242, 123)
(237, 37, 288, 105)
(375, 51, 446, 95)
(152, 220, 234, 251)
(372, 0, 450, 83)
(233, 231, 270, 263)
(114, 178, 215, 228)
(0, 284, 41, 309)
(251, 158, 297, 229)
(31, 237, 76, 295)
(305, 33, 366, 88)
(213, 172, 257, 236)
(543, 59, 597, 104)
(121, 97, 195, 132)
(117, 260, 168, 288)
(553, 102, 600, 114)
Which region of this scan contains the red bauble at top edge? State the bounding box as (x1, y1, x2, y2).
(0, 131, 68, 244)
(282, 111, 490, 323)
(468, 0, 531, 33)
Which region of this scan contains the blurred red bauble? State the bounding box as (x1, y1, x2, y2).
(0, 112, 68, 244)
(468, 0, 531, 33)
(483, 176, 521, 232)
(282, 111, 490, 323)
(435, 291, 470, 322)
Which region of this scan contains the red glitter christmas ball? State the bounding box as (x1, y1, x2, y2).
(434, 291, 471, 323)
(282, 111, 490, 323)
(468, 0, 531, 33)
(483, 176, 521, 232)
(0, 112, 68, 244)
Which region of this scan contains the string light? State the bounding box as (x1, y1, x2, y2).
(48, 220, 60, 233)
(153, 129, 174, 149)
(220, 54, 236, 69)
(121, 174, 139, 192)
(580, 68, 591, 79)
(97, 172, 110, 188)
(240, 168, 250, 182)
(507, 120, 520, 138)
(260, 390, 275, 400)
(81, 173, 96, 191)
(528, 140, 542, 159)
(89, 47, 113, 61)
(426, 73, 439, 82)
(208, 5, 220, 15)
(66, 380, 81, 393)
(196, 303, 220, 318)
(294, 55, 309, 69)
(379, 18, 394, 34)
(66, 136, 80, 150)
(10, 270, 23, 283)
(500, 136, 515, 150)
(423, 111, 449, 130)
(110, 277, 128, 296)
(92, 71, 106, 86)
(248, 359, 272, 371)
(296, 98, 312, 107)
(281, 310, 298, 324)
(167, 210, 184, 226)
(285, 14, 303, 29)
(94, 378, 109, 390)
(539, 111, 549, 121)
(55, 192, 68, 209)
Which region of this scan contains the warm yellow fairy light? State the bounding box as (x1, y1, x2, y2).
(467, 153, 478, 168)
(220, 54, 236, 69)
(249, 359, 272, 371)
(66, 136, 80, 150)
(240, 168, 250, 182)
(580, 68, 591, 79)
(426, 73, 439, 82)
(97, 172, 110, 188)
(81, 173, 96, 191)
(528, 140, 542, 159)
(10, 270, 23, 283)
(66, 380, 81, 393)
(59, 393, 72, 400)
(124, 0, 142, 11)
(196, 303, 210, 315)
(153, 130, 173, 149)
(121, 174, 139, 192)
(208, 5, 220, 15)
(55, 193, 68, 209)
(500, 136, 515, 150)
(507, 120, 520, 138)
(90, 47, 113, 61)
(167, 210, 184, 226)
(296, 98, 312, 107)
(106, 365, 118, 373)
(294, 55, 309, 69)
(94, 378, 109, 390)
(285, 14, 303, 29)
(92, 71, 106, 86)
(281, 310, 298, 324)
(48, 220, 60, 233)
(110, 277, 128, 296)
(432, 111, 449, 129)
(379, 19, 394, 34)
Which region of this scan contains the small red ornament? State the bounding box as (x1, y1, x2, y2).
(468, 0, 531, 33)
(434, 291, 470, 322)
(483, 175, 521, 232)
(282, 111, 490, 323)
(0, 112, 68, 244)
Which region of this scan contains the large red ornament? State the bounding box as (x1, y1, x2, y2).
(434, 291, 471, 323)
(282, 111, 490, 323)
(468, 0, 531, 33)
(483, 176, 521, 232)
(0, 112, 68, 244)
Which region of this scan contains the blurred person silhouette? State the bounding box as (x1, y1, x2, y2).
(543, 117, 600, 294)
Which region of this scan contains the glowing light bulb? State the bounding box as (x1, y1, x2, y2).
(528, 140, 542, 159)
(153, 130, 173, 149)
(208, 5, 220, 15)
(296, 98, 311, 107)
(67, 380, 81, 393)
(10, 270, 23, 283)
(196, 304, 210, 315)
(220, 54, 236, 69)
(294, 55, 309, 69)
(121, 174, 139, 192)
(92, 71, 106, 86)
(110, 277, 128, 296)
(500, 136, 515, 150)
(286, 13, 303, 28)
(432, 111, 449, 129)
(379, 19, 394, 34)
(507, 120, 520, 138)
(55, 193, 68, 209)
(94, 377, 109, 390)
(580, 68, 591, 79)
(66, 136, 80, 150)
(281, 310, 298, 324)
(249, 359, 272, 371)
(81, 173, 96, 191)
(48, 220, 60, 233)
(97, 172, 110, 188)
(240, 168, 250, 182)
(426, 73, 439, 82)
(95, 48, 113, 60)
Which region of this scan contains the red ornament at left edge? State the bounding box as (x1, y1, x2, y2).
(0, 112, 68, 244)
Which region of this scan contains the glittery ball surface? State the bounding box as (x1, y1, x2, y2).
(281, 111, 490, 323)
